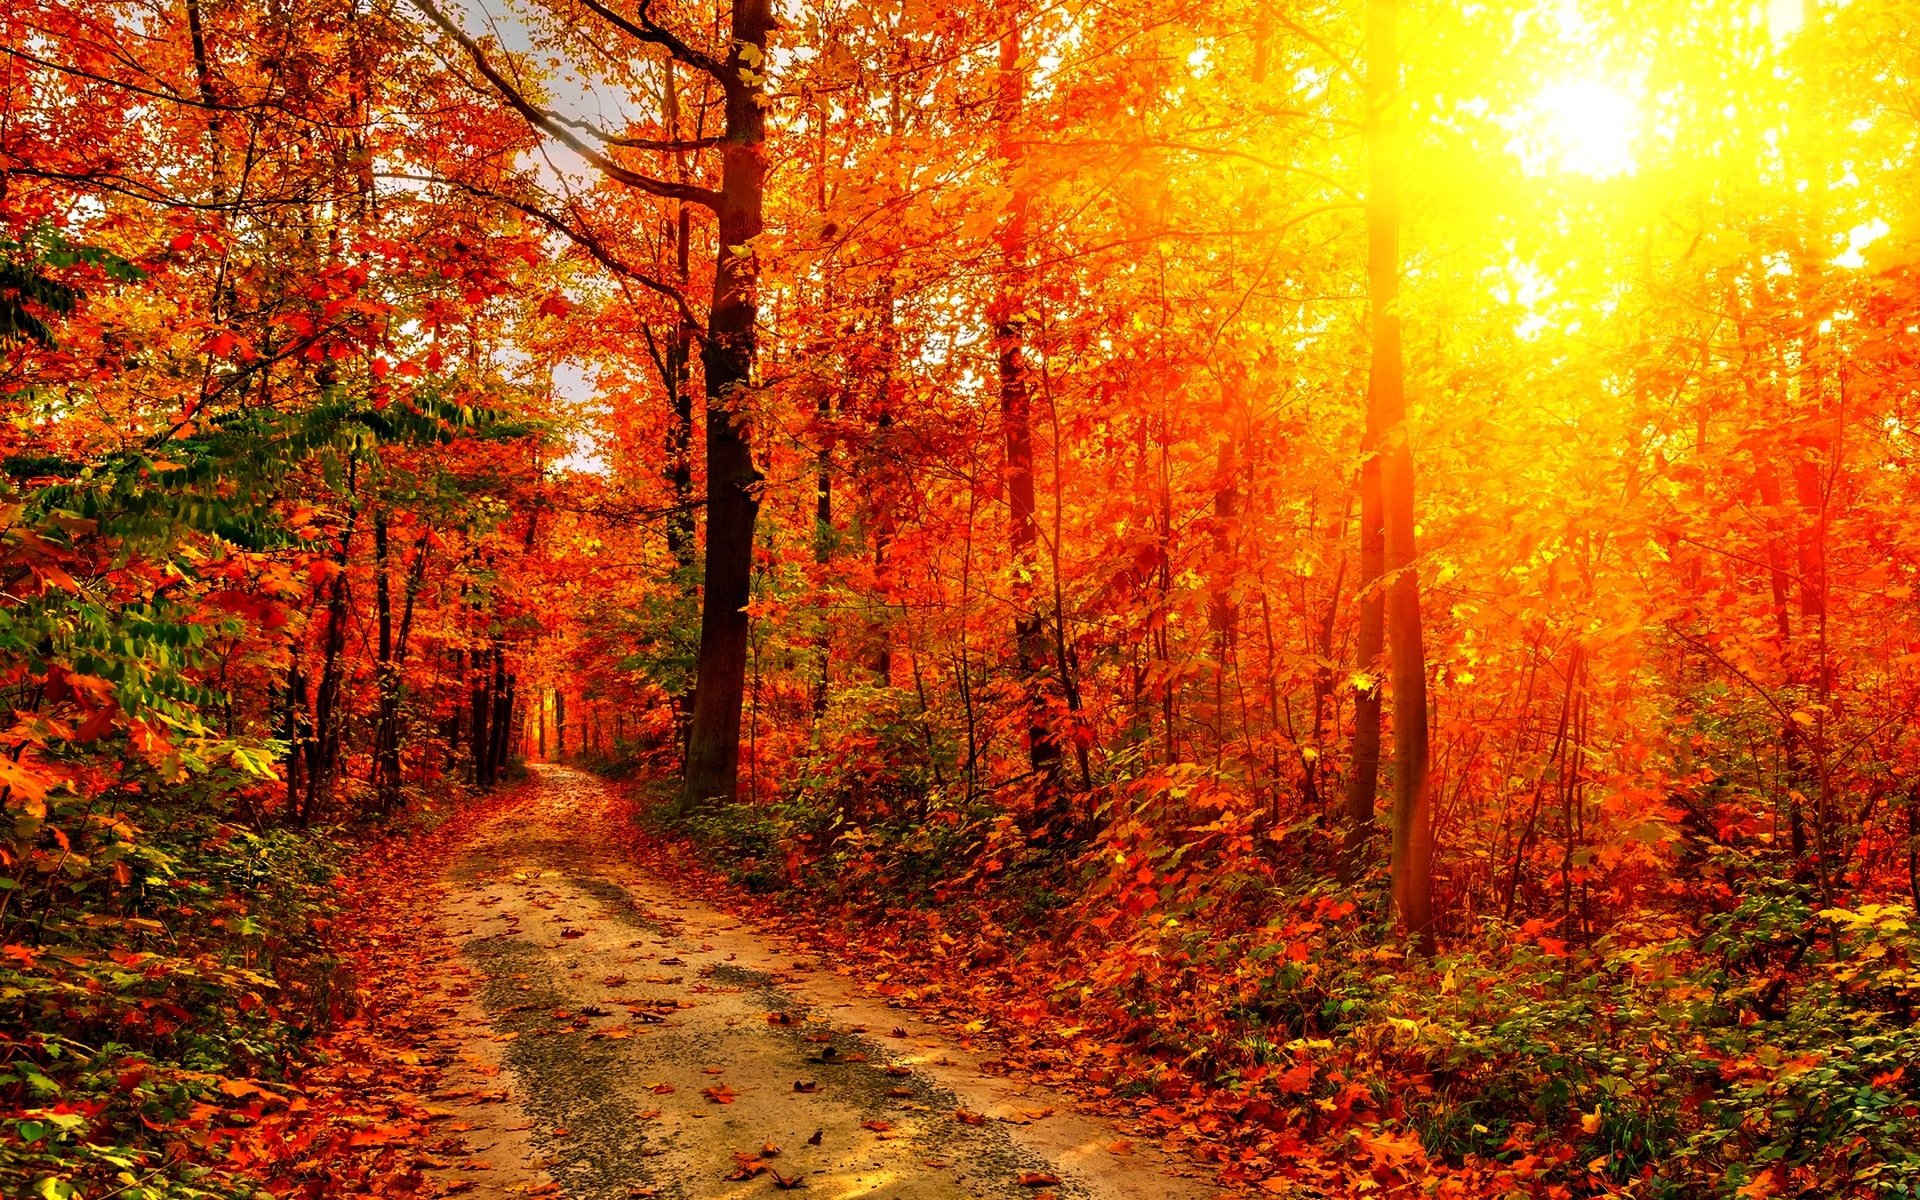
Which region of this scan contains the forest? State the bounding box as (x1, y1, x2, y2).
(4, 0, 1920, 1196)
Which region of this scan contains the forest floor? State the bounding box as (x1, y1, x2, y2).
(368, 765, 1217, 1200)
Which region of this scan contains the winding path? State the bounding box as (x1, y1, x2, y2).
(409, 765, 1216, 1200)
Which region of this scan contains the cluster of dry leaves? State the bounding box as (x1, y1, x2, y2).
(211, 787, 540, 1198)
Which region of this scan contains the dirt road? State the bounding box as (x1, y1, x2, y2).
(411, 766, 1216, 1200)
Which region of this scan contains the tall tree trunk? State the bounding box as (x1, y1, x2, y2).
(489, 647, 512, 782)
(442, 645, 464, 766)
(1368, 0, 1435, 951)
(1344, 465, 1385, 876)
(681, 0, 773, 809)
(994, 7, 1062, 788)
(372, 510, 396, 810)
(1209, 438, 1240, 758)
(306, 479, 358, 821)
(813, 385, 833, 720)
(866, 278, 898, 683)
(284, 657, 310, 824)
(811, 110, 835, 722)
(372, 517, 428, 813)
(470, 644, 493, 788)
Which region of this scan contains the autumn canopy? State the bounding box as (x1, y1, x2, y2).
(4, 0, 1920, 1195)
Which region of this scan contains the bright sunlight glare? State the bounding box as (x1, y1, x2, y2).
(1514, 78, 1641, 180)
(1765, 0, 1805, 41)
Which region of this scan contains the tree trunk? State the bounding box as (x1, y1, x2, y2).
(681, 0, 773, 810)
(489, 647, 512, 782)
(1344, 463, 1385, 876)
(470, 644, 493, 788)
(866, 279, 898, 683)
(371, 512, 426, 813)
(442, 645, 464, 766)
(283, 657, 310, 824)
(813, 380, 833, 720)
(994, 9, 1062, 788)
(306, 487, 357, 821)
(1368, 0, 1435, 952)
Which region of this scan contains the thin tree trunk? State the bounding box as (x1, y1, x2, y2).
(489, 647, 512, 781)
(306, 472, 359, 821)
(865, 272, 899, 683)
(1369, 0, 1435, 952)
(284, 656, 310, 824)
(372, 510, 396, 809)
(470, 643, 493, 788)
(1345, 471, 1385, 878)
(442, 645, 464, 767)
(994, 9, 1062, 788)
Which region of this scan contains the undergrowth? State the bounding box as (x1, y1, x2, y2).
(1, 769, 378, 1199)
(627, 750, 1920, 1200)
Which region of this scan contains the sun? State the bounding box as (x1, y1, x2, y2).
(1514, 78, 1641, 180)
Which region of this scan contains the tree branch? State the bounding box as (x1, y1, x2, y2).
(546, 109, 722, 152)
(407, 0, 720, 209)
(572, 0, 731, 88)
(388, 172, 708, 337)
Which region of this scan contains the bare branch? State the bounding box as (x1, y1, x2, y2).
(547, 109, 722, 152)
(572, 0, 731, 87)
(408, 0, 720, 210)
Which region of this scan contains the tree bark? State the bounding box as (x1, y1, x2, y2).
(470, 643, 493, 788)
(1367, 0, 1435, 951)
(306, 480, 358, 821)
(489, 647, 512, 782)
(681, 0, 773, 809)
(373, 510, 397, 811)
(1345, 464, 1385, 876)
(993, 7, 1062, 788)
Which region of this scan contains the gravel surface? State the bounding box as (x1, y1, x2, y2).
(420, 765, 1217, 1200)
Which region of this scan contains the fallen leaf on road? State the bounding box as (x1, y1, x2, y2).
(793, 1080, 818, 1093)
(702, 1084, 737, 1104)
(724, 1152, 767, 1180)
(1017, 1172, 1061, 1187)
(955, 1109, 985, 1126)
